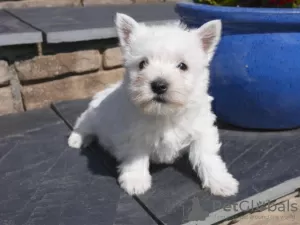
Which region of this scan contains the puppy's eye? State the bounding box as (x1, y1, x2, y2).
(177, 62, 188, 71)
(139, 59, 148, 70)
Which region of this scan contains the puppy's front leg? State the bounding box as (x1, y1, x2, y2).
(189, 126, 239, 197)
(118, 154, 151, 196)
(68, 108, 95, 149)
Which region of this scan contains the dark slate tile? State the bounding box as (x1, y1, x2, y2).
(53, 99, 300, 225)
(0, 10, 42, 46)
(52, 98, 90, 126)
(0, 108, 155, 225)
(7, 3, 177, 43)
(139, 130, 300, 225)
(0, 107, 59, 138)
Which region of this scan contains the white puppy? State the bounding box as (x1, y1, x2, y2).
(68, 13, 239, 197)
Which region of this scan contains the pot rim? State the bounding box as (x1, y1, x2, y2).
(175, 2, 300, 25)
(176, 2, 300, 14)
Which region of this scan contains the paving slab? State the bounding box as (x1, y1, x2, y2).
(232, 192, 300, 225)
(0, 10, 42, 46)
(53, 98, 300, 225)
(0, 108, 156, 225)
(7, 3, 178, 43)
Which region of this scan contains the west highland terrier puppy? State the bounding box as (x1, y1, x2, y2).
(68, 13, 239, 197)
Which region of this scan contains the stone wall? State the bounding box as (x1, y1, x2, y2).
(0, 0, 183, 116)
(0, 0, 180, 9)
(0, 39, 127, 115)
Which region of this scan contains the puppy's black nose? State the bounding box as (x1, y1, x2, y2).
(151, 78, 169, 95)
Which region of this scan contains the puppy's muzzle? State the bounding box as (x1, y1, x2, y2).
(153, 95, 167, 103)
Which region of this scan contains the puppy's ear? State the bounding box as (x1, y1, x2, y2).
(194, 20, 222, 62)
(115, 13, 139, 48)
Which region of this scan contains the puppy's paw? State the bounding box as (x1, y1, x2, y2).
(204, 172, 239, 197)
(68, 132, 83, 149)
(118, 170, 152, 196)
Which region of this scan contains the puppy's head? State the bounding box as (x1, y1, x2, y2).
(115, 13, 221, 116)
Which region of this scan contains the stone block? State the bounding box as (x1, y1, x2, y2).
(15, 50, 102, 81)
(83, 0, 133, 5)
(0, 87, 15, 115)
(0, 61, 10, 86)
(164, 0, 187, 2)
(103, 47, 123, 69)
(97, 67, 124, 84)
(22, 68, 124, 110)
(134, 0, 164, 3)
(0, 0, 80, 8)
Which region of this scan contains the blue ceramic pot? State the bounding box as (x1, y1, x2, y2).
(175, 3, 300, 130)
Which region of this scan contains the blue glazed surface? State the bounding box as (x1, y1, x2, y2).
(175, 3, 300, 129)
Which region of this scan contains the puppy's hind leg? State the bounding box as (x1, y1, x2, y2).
(68, 108, 95, 149)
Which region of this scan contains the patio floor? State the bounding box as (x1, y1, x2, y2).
(1, 98, 300, 225)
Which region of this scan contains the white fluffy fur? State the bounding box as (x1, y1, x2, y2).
(68, 13, 239, 196)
